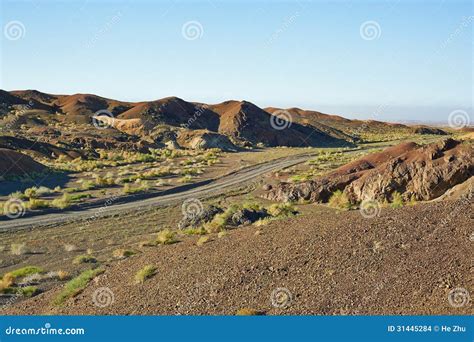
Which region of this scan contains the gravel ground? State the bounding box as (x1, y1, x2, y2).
(2, 199, 473, 315)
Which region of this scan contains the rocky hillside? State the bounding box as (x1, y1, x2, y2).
(1, 90, 356, 150)
(0, 148, 47, 178)
(265, 106, 412, 141)
(263, 138, 473, 203)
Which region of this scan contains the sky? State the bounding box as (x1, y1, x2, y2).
(0, 0, 472, 123)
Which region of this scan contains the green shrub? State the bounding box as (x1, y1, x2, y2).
(81, 181, 96, 190)
(182, 227, 207, 236)
(51, 194, 73, 209)
(112, 249, 135, 259)
(328, 190, 352, 210)
(196, 236, 210, 246)
(390, 191, 404, 208)
(19, 286, 40, 297)
(27, 198, 50, 209)
(156, 230, 178, 245)
(134, 265, 156, 284)
(73, 255, 97, 264)
(9, 191, 26, 200)
(53, 268, 104, 305)
(4, 266, 43, 279)
(266, 203, 297, 218)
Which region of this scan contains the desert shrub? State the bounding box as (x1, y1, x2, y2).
(63, 187, 81, 193)
(390, 191, 404, 208)
(202, 221, 224, 234)
(123, 180, 149, 194)
(23, 187, 38, 198)
(51, 194, 73, 209)
(288, 174, 311, 183)
(266, 203, 297, 218)
(134, 265, 156, 284)
(56, 270, 70, 280)
(19, 286, 40, 297)
(328, 190, 352, 210)
(196, 236, 210, 246)
(181, 168, 202, 176)
(24, 186, 54, 199)
(178, 175, 193, 183)
(242, 201, 264, 211)
(53, 268, 104, 305)
(217, 231, 228, 238)
(5, 266, 43, 279)
(68, 193, 92, 202)
(408, 195, 417, 206)
(9, 191, 26, 200)
(254, 218, 273, 226)
(112, 249, 135, 259)
(73, 255, 97, 264)
(10, 243, 28, 255)
(212, 204, 239, 228)
(198, 204, 239, 233)
(156, 230, 178, 245)
(0, 273, 16, 289)
(27, 198, 50, 209)
(182, 227, 207, 236)
(81, 180, 96, 190)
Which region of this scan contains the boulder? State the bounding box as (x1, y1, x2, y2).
(231, 208, 269, 226)
(178, 205, 223, 229)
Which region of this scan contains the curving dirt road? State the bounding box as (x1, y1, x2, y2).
(0, 153, 315, 232)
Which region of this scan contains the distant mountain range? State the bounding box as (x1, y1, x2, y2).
(0, 89, 446, 151)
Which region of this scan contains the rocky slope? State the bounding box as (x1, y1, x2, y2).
(1, 90, 355, 150)
(3, 199, 472, 315)
(0, 148, 47, 177)
(263, 139, 473, 203)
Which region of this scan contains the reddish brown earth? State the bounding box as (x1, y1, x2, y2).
(0, 148, 47, 177)
(1, 89, 362, 148)
(265, 106, 411, 140)
(2, 199, 472, 315)
(264, 139, 473, 203)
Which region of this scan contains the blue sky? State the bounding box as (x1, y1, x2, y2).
(1, 0, 472, 122)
